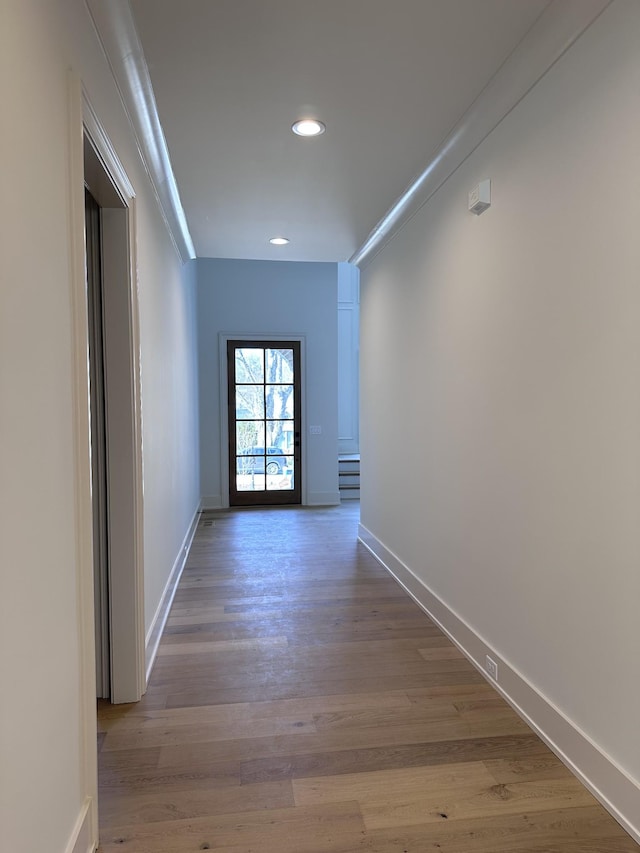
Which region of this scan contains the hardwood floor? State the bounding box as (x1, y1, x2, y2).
(97, 503, 637, 852)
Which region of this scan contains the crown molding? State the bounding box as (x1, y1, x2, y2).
(350, 0, 613, 269)
(84, 0, 196, 263)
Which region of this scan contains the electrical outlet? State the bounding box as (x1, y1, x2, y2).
(485, 655, 498, 682)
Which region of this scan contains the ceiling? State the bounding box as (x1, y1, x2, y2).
(127, 0, 551, 263)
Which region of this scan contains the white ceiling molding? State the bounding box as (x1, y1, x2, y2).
(350, 0, 613, 269)
(84, 0, 196, 263)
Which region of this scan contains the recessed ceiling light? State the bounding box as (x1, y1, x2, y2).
(292, 119, 326, 137)
(269, 236, 290, 246)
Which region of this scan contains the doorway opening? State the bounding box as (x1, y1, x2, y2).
(84, 187, 110, 698)
(227, 340, 302, 506)
(83, 123, 145, 705)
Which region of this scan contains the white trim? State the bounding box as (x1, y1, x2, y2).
(145, 504, 201, 681)
(358, 522, 640, 845)
(218, 333, 231, 508)
(64, 797, 95, 853)
(337, 262, 360, 455)
(350, 0, 613, 268)
(82, 95, 134, 200)
(67, 69, 99, 853)
(75, 83, 146, 704)
(218, 333, 308, 507)
(128, 196, 147, 702)
(83, 0, 195, 262)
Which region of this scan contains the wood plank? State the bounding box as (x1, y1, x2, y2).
(155, 718, 514, 773)
(98, 801, 366, 853)
(361, 776, 597, 831)
(292, 760, 496, 807)
(361, 807, 640, 852)
(160, 669, 486, 709)
(293, 763, 597, 830)
(100, 690, 412, 732)
(101, 715, 317, 752)
(99, 760, 242, 796)
(484, 754, 575, 783)
(240, 734, 550, 784)
(99, 779, 294, 828)
(419, 645, 466, 661)
(167, 608, 286, 625)
(156, 636, 288, 655)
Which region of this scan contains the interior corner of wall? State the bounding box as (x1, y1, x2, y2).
(201, 495, 223, 510)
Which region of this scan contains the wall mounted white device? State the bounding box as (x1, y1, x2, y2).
(468, 179, 491, 215)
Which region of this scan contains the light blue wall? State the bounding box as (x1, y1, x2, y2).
(196, 258, 339, 507)
(337, 262, 360, 455)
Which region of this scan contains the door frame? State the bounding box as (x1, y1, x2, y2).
(227, 340, 302, 507)
(219, 333, 307, 508)
(69, 77, 146, 718)
(83, 94, 146, 706)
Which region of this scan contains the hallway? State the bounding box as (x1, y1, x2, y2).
(97, 503, 637, 852)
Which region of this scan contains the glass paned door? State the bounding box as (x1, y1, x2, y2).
(228, 341, 301, 506)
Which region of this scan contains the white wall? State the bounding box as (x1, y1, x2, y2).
(360, 0, 640, 837)
(139, 249, 200, 638)
(0, 1, 199, 851)
(197, 258, 339, 507)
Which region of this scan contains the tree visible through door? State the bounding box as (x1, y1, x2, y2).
(228, 340, 301, 506)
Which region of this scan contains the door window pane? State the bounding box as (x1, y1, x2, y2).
(265, 385, 294, 420)
(266, 456, 294, 492)
(267, 420, 293, 453)
(236, 422, 264, 454)
(235, 348, 264, 383)
(235, 457, 266, 492)
(266, 348, 294, 384)
(236, 385, 264, 419)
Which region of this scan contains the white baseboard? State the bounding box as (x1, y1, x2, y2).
(65, 797, 96, 853)
(307, 491, 341, 506)
(145, 504, 201, 681)
(358, 522, 640, 845)
(201, 495, 223, 509)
